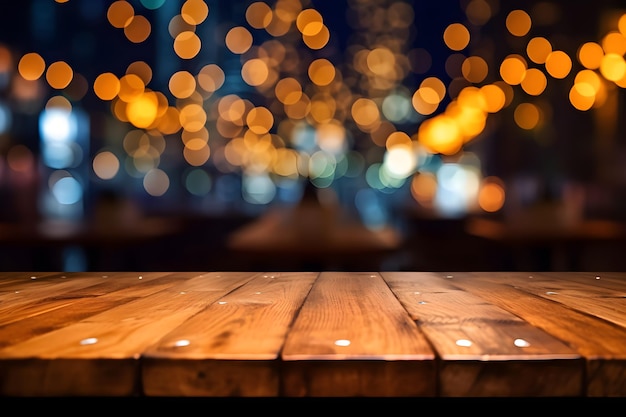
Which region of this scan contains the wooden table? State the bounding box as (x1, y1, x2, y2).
(227, 209, 402, 270)
(1, 271, 626, 398)
(465, 215, 626, 270)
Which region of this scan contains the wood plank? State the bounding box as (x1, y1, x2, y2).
(447, 272, 626, 397)
(0, 272, 175, 326)
(0, 272, 61, 289)
(0, 272, 197, 349)
(381, 272, 583, 397)
(0, 272, 256, 396)
(141, 271, 318, 397)
(281, 271, 436, 397)
(467, 272, 626, 328)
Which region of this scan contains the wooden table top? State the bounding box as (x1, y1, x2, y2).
(1, 271, 626, 398)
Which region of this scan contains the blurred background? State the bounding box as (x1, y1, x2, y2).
(1, 0, 626, 272)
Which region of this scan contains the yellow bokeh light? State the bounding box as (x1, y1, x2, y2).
(462, 56, 488, 83)
(309, 95, 335, 124)
(174, 31, 202, 59)
(302, 24, 330, 50)
(367, 47, 396, 77)
(126, 61, 152, 85)
(385, 131, 412, 150)
(181, 127, 208, 147)
(411, 171, 437, 208)
(197, 64, 225, 93)
(412, 88, 440, 116)
(225, 26, 253, 54)
(107, 0, 135, 29)
(506, 9, 531, 37)
(599, 53, 626, 82)
(521, 68, 547, 96)
(275, 77, 302, 105)
(351, 98, 380, 130)
(246, 1, 273, 29)
(183, 141, 210, 166)
(526, 37, 552, 64)
(296, 9, 323, 36)
(18, 52, 45, 81)
(421, 77, 446, 101)
(308, 58, 335, 86)
(514, 102, 541, 130)
(169, 70, 197, 99)
(601, 31, 626, 56)
(500, 55, 527, 85)
(417, 115, 462, 155)
(93, 151, 120, 180)
(545, 50, 572, 79)
(246, 106, 274, 135)
(124, 15, 151, 43)
(569, 83, 596, 111)
(93, 72, 120, 101)
(118, 73, 145, 102)
(126, 91, 159, 128)
(479, 84, 506, 113)
(45, 61, 73, 90)
(443, 23, 470, 51)
(578, 41, 604, 70)
(181, 0, 209, 25)
(241, 58, 269, 86)
(575, 69, 602, 93)
(179, 103, 207, 132)
(478, 177, 505, 212)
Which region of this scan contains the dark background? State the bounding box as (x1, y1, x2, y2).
(1, 0, 626, 273)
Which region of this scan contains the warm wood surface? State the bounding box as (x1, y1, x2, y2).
(1, 271, 625, 397)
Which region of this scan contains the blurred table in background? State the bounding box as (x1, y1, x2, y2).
(0, 216, 182, 270)
(466, 211, 626, 270)
(226, 208, 402, 271)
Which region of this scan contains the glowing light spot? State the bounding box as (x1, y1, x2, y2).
(172, 339, 190, 347)
(174, 31, 202, 59)
(506, 9, 531, 37)
(545, 50, 572, 79)
(225, 26, 253, 54)
(335, 339, 351, 347)
(456, 339, 472, 347)
(46, 61, 74, 90)
(181, 0, 209, 25)
(241, 58, 269, 87)
(93, 151, 120, 180)
(443, 23, 470, 51)
(514, 338, 531, 348)
(18, 52, 45, 81)
(80, 337, 98, 345)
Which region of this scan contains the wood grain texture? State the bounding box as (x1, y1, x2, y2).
(382, 272, 582, 396)
(1, 271, 626, 397)
(445, 272, 626, 397)
(142, 272, 317, 396)
(281, 271, 436, 396)
(0, 272, 255, 396)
